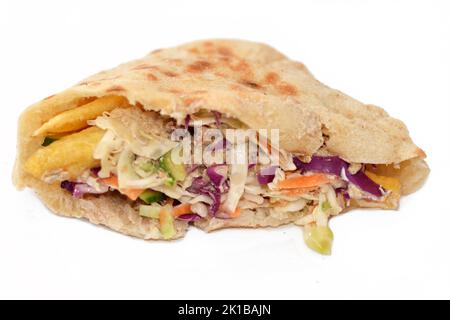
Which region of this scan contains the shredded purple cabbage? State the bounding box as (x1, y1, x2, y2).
(184, 114, 191, 129)
(213, 111, 221, 127)
(294, 156, 384, 197)
(256, 166, 278, 185)
(61, 180, 75, 194)
(209, 138, 230, 152)
(187, 177, 221, 215)
(343, 167, 384, 197)
(206, 165, 228, 187)
(90, 167, 101, 176)
(294, 156, 347, 176)
(186, 164, 201, 174)
(222, 179, 230, 193)
(335, 187, 350, 201)
(60, 180, 109, 198)
(176, 213, 202, 222)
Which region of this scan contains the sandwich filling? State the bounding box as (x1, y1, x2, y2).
(24, 96, 402, 254)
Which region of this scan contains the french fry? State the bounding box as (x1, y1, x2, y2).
(25, 126, 105, 179)
(33, 96, 130, 136)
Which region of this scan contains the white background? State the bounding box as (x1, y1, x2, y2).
(1, 0, 449, 300)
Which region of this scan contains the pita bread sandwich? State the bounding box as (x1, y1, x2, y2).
(13, 39, 429, 254)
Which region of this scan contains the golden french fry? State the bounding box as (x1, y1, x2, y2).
(33, 96, 130, 136)
(25, 126, 105, 179)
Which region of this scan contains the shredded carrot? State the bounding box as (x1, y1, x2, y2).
(100, 175, 119, 188)
(282, 187, 318, 196)
(159, 207, 170, 224)
(276, 174, 329, 190)
(172, 203, 192, 217)
(100, 175, 145, 201)
(229, 207, 241, 218)
(120, 188, 145, 201)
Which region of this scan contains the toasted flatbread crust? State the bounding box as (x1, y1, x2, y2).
(13, 39, 429, 239)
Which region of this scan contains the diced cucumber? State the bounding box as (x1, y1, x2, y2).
(321, 201, 331, 212)
(164, 176, 176, 187)
(139, 204, 161, 219)
(303, 224, 334, 255)
(140, 162, 158, 173)
(160, 149, 186, 181)
(139, 190, 165, 204)
(159, 206, 176, 239)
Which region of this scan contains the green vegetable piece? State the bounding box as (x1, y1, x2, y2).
(139, 204, 161, 219)
(140, 162, 158, 173)
(304, 225, 334, 255)
(160, 206, 176, 239)
(160, 149, 186, 181)
(139, 190, 165, 204)
(321, 201, 331, 212)
(42, 136, 58, 146)
(164, 176, 176, 186)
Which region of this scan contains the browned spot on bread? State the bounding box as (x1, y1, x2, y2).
(135, 101, 144, 109)
(168, 58, 183, 65)
(276, 82, 298, 96)
(162, 70, 178, 77)
(186, 60, 213, 73)
(229, 84, 245, 91)
(265, 72, 280, 84)
(97, 75, 121, 81)
(294, 62, 307, 71)
(214, 71, 227, 78)
(204, 48, 216, 55)
(151, 48, 163, 54)
(203, 41, 214, 47)
(416, 148, 427, 158)
(241, 80, 262, 89)
(106, 85, 125, 92)
(183, 97, 198, 105)
(217, 46, 233, 56)
(79, 81, 101, 87)
(44, 94, 56, 100)
(190, 90, 208, 94)
(132, 64, 153, 70)
(229, 60, 251, 73)
(188, 47, 200, 54)
(134, 65, 160, 71)
(166, 88, 183, 94)
(146, 73, 158, 81)
(219, 56, 232, 63)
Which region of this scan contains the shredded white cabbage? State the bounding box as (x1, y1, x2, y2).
(270, 199, 307, 214)
(313, 194, 330, 227)
(151, 184, 191, 200)
(94, 108, 178, 160)
(242, 193, 265, 205)
(295, 214, 315, 226)
(323, 185, 342, 216)
(93, 130, 124, 178)
(222, 164, 248, 214)
(267, 168, 285, 190)
(191, 202, 209, 217)
(117, 147, 167, 189)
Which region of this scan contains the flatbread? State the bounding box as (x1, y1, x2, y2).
(13, 39, 429, 239)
